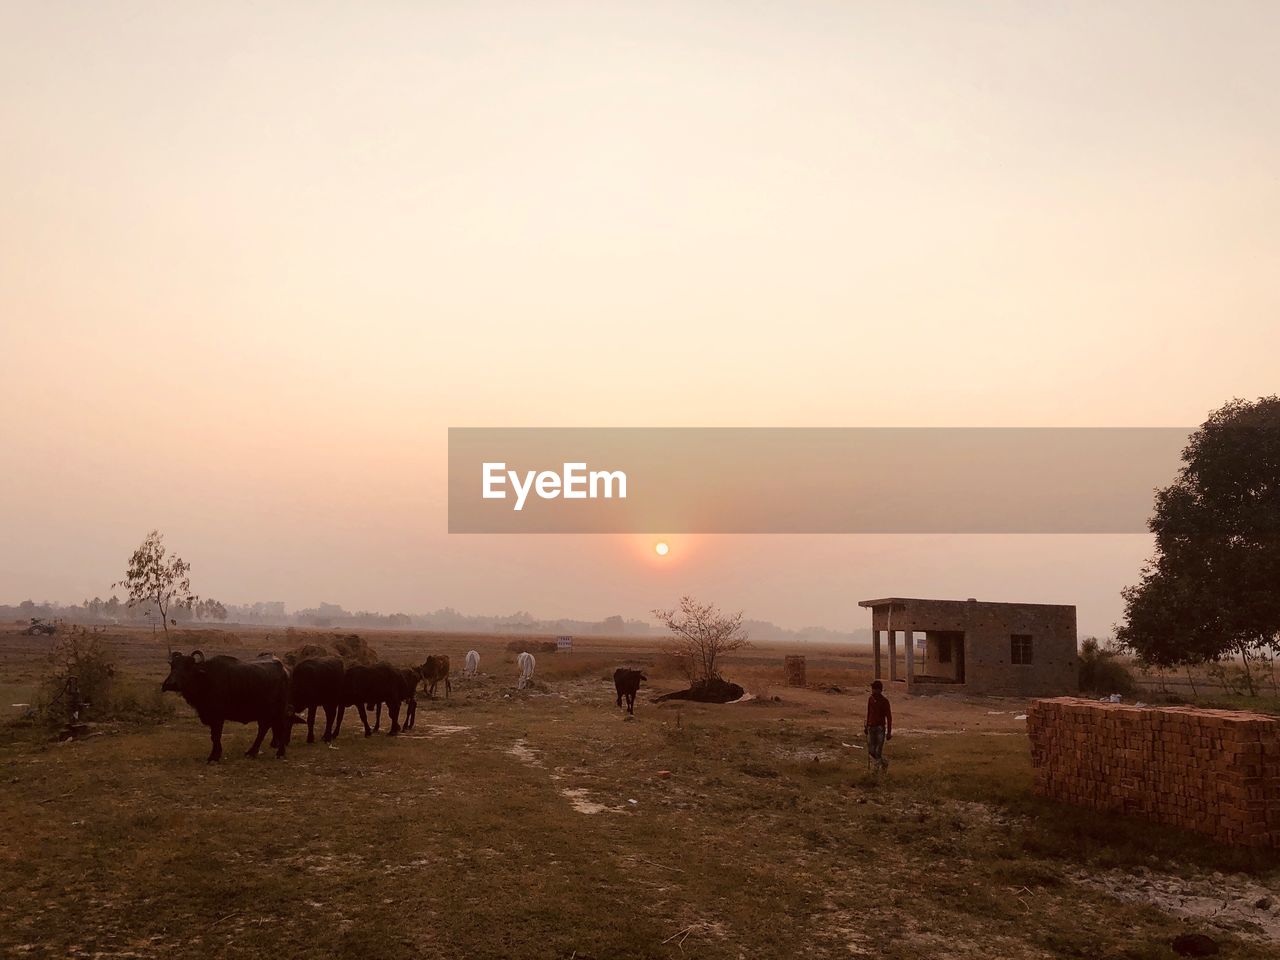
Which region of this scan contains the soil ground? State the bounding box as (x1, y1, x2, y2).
(1, 624, 1277, 959)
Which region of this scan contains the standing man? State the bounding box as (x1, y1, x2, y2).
(864, 679, 893, 771)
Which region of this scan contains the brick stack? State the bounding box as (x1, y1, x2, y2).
(783, 655, 806, 687)
(1027, 697, 1280, 848)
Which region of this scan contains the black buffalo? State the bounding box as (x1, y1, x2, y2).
(161, 651, 294, 762)
(397, 667, 422, 730)
(373, 667, 422, 732)
(614, 667, 647, 715)
(290, 656, 345, 743)
(334, 661, 405, 738)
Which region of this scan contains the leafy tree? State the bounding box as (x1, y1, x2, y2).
(653, 596, 750, 686)
(114, 530, 200, 642)
(1116, 396, 1280, 695)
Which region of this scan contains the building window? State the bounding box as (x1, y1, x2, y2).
(1011, 634, 1033, 665)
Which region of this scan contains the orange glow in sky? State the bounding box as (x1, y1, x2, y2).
(1, 3, 1277, 636)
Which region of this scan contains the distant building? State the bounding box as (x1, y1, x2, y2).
(858, 597, 1078, 696)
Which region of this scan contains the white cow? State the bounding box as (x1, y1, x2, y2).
(516, 651, 535, 689)
(464, 649, 480, 677)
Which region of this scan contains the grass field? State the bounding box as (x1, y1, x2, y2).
(2, 625, 1278, 959)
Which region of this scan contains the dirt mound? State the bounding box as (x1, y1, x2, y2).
(655, 677, 745, 704)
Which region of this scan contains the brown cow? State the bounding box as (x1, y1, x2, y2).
(419, 655, 452, 699)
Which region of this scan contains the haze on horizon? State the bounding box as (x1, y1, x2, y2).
(2, 3, 1277, 639)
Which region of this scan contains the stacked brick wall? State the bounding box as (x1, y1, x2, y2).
(1027, 697, 1280, 848)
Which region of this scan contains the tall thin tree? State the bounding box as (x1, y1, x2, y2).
(115, 530, 199, 646)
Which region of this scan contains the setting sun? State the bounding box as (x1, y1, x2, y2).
(654, 541, 670, 557)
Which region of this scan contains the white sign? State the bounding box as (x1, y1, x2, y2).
(556, 635, 573, 652)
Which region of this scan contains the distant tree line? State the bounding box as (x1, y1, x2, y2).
(2, 594, 869, 644)
(2, 596, 226, 626)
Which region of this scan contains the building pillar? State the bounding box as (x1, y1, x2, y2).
(888, 631, 898, 681)
(905, 630, 915, 689)
(872, 629, 881, 680)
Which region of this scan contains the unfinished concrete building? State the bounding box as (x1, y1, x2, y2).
(859, 597, 1078, 696)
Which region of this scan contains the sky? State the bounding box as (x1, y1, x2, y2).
(2, 2, 1277, 637)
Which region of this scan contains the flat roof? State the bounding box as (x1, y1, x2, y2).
(858, 597, 1074, 610)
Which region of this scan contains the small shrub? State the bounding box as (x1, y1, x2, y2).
(111, 679, 175, 722)
(33, 630, 173, 727)
(1078, 637, 1135, 695)
(1206, 661, 1256, 697)
(36, 631, 116, 727)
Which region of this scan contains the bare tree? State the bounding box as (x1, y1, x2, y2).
(114, 530, 199, 643)
(652, 596, 750, 686)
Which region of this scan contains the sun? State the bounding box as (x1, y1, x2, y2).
(654, 541, 670, 557)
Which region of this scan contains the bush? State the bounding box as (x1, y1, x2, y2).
(110, 683, 175, 723)
(35, 631, 116, 727)
(34, 629, 171, 727)
(1078, 636, 1136, 696)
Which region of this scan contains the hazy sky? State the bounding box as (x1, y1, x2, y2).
(2, 3, 1277, 636)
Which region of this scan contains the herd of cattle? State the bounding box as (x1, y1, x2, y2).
(160, 647, 648, 762)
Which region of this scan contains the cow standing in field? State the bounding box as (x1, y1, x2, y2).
(464, 649, 480, 677)
(516, 651, 535, 689)
(334, 661, 405, 738)
(613, 667, 647, 715)
(161, 651, 295, 762)
(290, 656, 345, 743)
(376, 666, 422, 731)
(419, 655, 451, 699)
(398, 666, 422, 729)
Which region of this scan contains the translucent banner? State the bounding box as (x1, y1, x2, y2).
(447, 428, 1190, 533)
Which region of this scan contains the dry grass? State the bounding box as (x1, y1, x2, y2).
(1, 624, 1277, 959)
